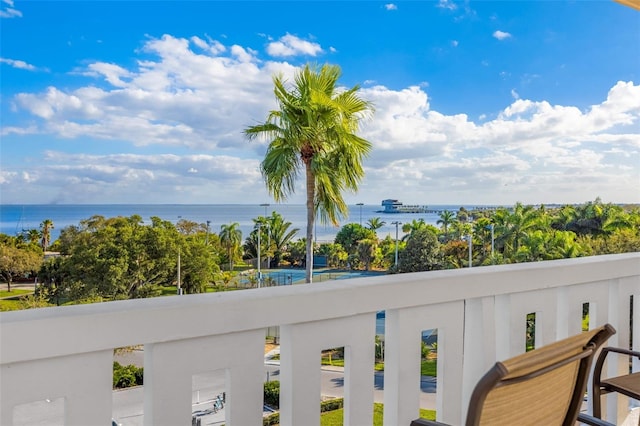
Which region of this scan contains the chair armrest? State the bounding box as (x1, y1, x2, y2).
(594, 346, 640, 386)
(601, 347, 640, 359)
(577, 413, 615, 426)
(410, 419, 452, 426)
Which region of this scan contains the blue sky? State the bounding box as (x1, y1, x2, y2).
(1, 0, 639, 206)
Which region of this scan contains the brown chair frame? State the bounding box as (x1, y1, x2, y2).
(411, 324, 616, 426)
(590, 346, 640, 419)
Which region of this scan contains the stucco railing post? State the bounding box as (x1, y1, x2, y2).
(339, 314, 376, 426)
(144, 330, 264, 426)
(144, 342, 193, 426)
(280, 314, 375, 426)
(383, 308, 421, 426)
(462, 296, 495, 420)
(384, 301, 464, 426)
(280, 323, 322, 426)
(0, 350, 112, 426)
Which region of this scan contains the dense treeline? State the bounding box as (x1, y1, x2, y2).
(0, 199, 638, 308)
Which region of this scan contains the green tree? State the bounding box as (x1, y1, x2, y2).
(176, 219, 207, 236)
(437, 210, 456, 241)
(493, 203, 538, 259)
(56, 215, 183, 299)
(180, 237, 219, 293)
(219, 222, 242, 271)
(37, 256, 69, 305)
(0, 244, 42, 292)
(397, 228, 442, 273)
(285, 239, 307, 267)
(265, 212, 299, 267)
(356, 238, 378, 271)
(317, 243, 348, 268)
(40, 219, 54, 251)
(25, 229, 41, 245)
(245, 63, 374, 283)
(335, 223, 376, 256)
(378, 235, 401, 270)
(366, 217, 386, 231)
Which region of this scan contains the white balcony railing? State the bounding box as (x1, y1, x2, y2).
(1, 253, 639, 426)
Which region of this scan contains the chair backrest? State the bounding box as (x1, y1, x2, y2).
(466, 324, 616, 426)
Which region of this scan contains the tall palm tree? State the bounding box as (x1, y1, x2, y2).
(26, 229, 41, 245)
(494, 203, 538, 259)
(366, 217, 386, 231)
(401, 219, 428, 241)
(357, 238, 378, 271)
(266, 212, 299, 267)
(245, 63, 373, 283)
(437, 210, 456, 241)
(40, 219, 54, 251)
(219, 222, 242, 271)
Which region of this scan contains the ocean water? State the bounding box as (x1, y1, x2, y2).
(0, 203, 483, 243)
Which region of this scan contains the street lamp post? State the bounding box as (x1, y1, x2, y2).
(177, 216, 183, 295)
(392, 221, 402, 267)
(257, 223, 262, 288)
(356, 203, 364, 226)
(490, 224, 494, 258)
(177, 247, 182, 295)
(260, 203, 270, 269)
(467, 235, 473, 268)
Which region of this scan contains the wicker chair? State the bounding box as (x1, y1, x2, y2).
(411, 324, 616, 426)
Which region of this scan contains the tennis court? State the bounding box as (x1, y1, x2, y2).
(262, 268, 385, 286)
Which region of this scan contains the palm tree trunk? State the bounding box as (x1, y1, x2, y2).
(305, 163, 315, 283)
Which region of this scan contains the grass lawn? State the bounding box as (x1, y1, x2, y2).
(320, 359, 437, 377)
(0, 288, 33, 298)
(421, 359, 437, 376)
(0, 299, 24, 311)
(320, 403, 436, 425)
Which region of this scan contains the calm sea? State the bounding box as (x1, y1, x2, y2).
(0, 204, 483, 243)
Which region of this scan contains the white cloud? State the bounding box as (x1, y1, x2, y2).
(3, 33, 639, 205)
(437, 0, 457, 11)
(384, 3, 398, 11)
(493, 30, 512, 40)
(451, 40, 459, 47)
(510, 89, 520, 100)
(230, 45, 256, 63)
(0, 0, 21, 18)
(0, 57, 36, 71)
(266, 34, 323, 57)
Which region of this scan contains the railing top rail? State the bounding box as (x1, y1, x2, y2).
(1, 253, 638, 364)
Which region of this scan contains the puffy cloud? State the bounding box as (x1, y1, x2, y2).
(493, 30, 512, 40)
(437, 0, 457, 10)
(0, 0, 21, 18)
(3, 33, 639, 204)
(0, 152, 264, 204)
(384, 4, 398, 10)
(266, 34, 323, 57)
(0, 57, 36, 70)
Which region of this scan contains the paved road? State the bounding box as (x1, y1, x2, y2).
(110, 364, 436, 426)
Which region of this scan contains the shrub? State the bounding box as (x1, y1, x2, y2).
(113, 361, 144, 389)
(264, 380, 280, 408)
(320, 398, 344, 412)
(263, 412, 279, 426)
